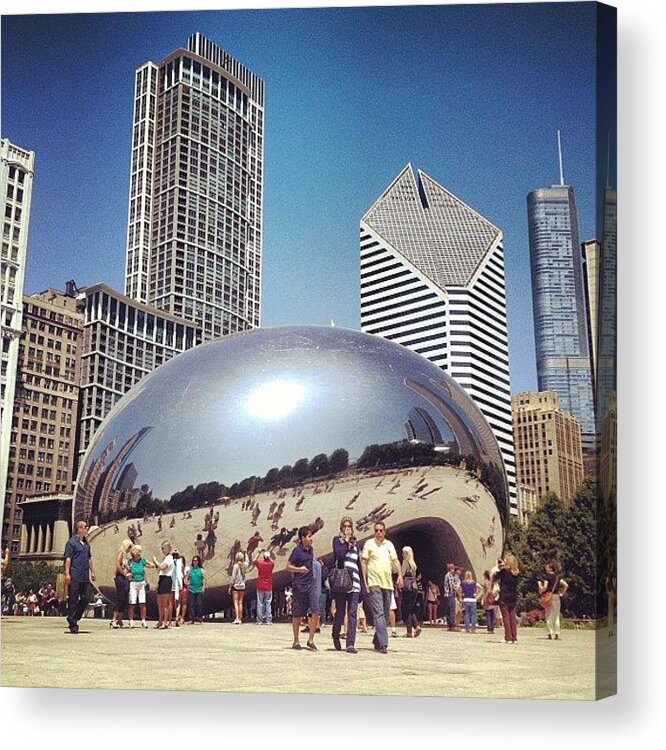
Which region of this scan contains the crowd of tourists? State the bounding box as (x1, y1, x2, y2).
(1, 581, 61, 617)
(0, 511, 579, 651)
(45, 513, 577, 650)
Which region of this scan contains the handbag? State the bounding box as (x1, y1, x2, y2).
(329, 567, 353, 594)
(403, 574, 418, 592)
(539, 576, 559, 609)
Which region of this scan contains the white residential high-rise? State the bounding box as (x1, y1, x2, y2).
(1, 139, 35, 524)
(360, 164, 516, 511)
(125, 32, 265, 340)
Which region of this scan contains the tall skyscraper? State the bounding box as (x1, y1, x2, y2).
(3, 289, 83, 557)
(596, 184, 617, 430)
(1, 138, 35, 531)
(512, 390, 584, 506)
(76, 283, 202, 460)
(125, 32, 265, 341)
(360, 164, 516, 512)
(527, 133, 595, 450)
(582, 238, 600, 387)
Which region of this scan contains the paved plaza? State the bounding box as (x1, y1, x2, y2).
(1, 617, 616, 700)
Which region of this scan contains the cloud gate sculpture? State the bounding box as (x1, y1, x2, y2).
(75, 326, 508, 614)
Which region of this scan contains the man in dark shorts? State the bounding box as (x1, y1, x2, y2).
(64, 520, 96, 634)
(286, 526, 319, 651)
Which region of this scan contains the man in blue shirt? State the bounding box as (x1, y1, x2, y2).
(64, 520, 96, 634)
(286, 526, 319, 651)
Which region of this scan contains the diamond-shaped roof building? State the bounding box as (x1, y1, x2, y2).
(362, 164, 500, 288)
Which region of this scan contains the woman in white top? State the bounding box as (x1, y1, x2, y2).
(153, 540, 175, 629)
(538, 560, 568, 640)
(229, 551, 247, 624)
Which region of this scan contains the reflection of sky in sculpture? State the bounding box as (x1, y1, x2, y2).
(77, 326, 504, 502)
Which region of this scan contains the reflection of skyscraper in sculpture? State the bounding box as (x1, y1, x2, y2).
(527, 136, 595, 456)
(95, 427, 152, 518)
(116, 463, 138, 493)
(405, 407, 444, 444)
(75, 436, 118, 520)
(124, 32, 265, 341)
(360, 165, 516, 512)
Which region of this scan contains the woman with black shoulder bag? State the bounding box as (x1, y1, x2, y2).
(330, 516, 362, 654)
(400, 545, 422, 637)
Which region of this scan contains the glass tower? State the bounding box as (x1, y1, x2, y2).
(527, 179, 595, 442)
(124, 33, 265, 341)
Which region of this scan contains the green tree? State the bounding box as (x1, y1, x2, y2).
(511, 492, 567, 613)
(561, 480, 598, 618)
(293, 458, 309, 481)
(6, 561, 61, 593)
(277, 464, 294, 486)
(328, 448, 349, 474)
(308, 453, 330, 477)
(357, 444, 383, 468)
(263, 467, 280, 488)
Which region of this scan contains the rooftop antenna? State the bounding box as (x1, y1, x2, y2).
(557, 129, 565, 186)
(606, 133, 611, 189)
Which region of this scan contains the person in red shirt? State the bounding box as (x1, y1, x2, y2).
(246, 531, 263, 557)
(252, 549, 274, 624)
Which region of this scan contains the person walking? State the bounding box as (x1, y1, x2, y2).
(229, 551, 247, 624)
(360, 521, 403, 654)
(538, 560, 568, 641)
(460, 570, 482, 633)
(64, 520, 96, 634)
(127, 544, 156, 628)
(111, 538, 132, 628)
(186, 555, 205, 624)
(152, 540, 175, 629)
(331, 516, 363, 653)
(494, 555, 520, 643)
(286, 526, 319, 650)
(253, 549, 275, 624)
(400, 546, 422, 638)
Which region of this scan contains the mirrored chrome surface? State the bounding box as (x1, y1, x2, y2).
(77, 326, 509, 610)
(76, 325, 507, 521)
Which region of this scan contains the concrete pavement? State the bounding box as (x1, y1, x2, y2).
(1, 617, 616, 699)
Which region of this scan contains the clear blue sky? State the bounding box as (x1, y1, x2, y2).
(1, 3, 609, 394)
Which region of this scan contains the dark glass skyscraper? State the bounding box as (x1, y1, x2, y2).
(527, 164, 595, 443)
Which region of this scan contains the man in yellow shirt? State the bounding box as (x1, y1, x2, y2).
(361, 521, 403, 653)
